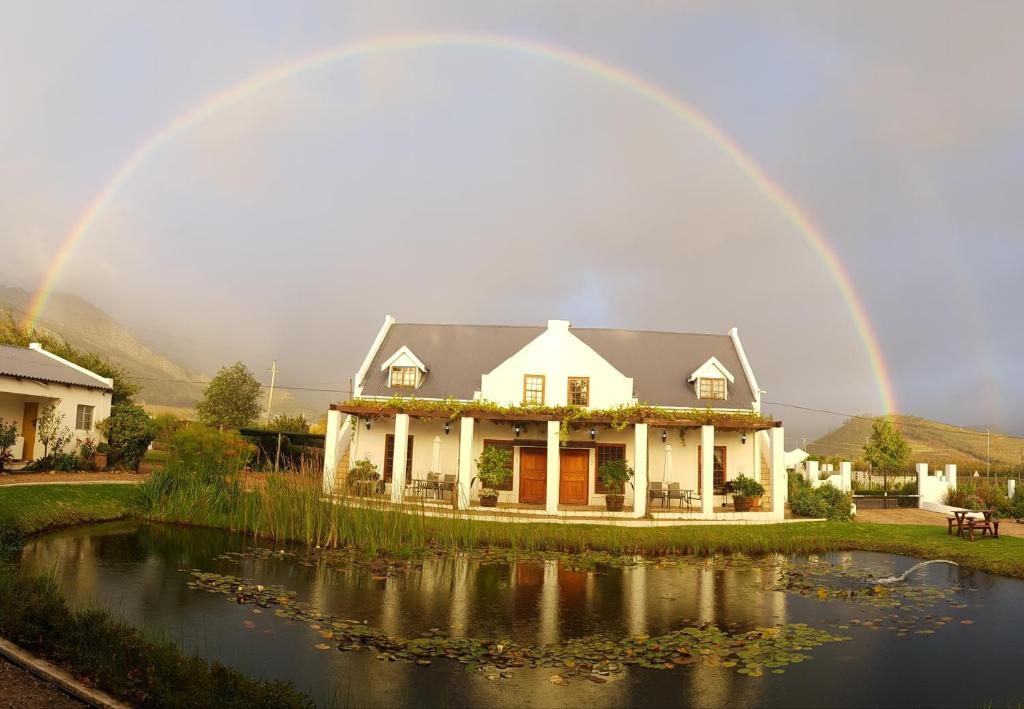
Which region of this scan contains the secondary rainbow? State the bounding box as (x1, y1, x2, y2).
(24, 31, 898, 414)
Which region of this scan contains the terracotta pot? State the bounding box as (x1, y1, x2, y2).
(93, 452, 108, 471)
(605, 493, 625, 512)
(479, 494, 499, 508)
(733, 495, 762, 512)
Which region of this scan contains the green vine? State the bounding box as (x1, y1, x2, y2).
(337, 397, 772, 431)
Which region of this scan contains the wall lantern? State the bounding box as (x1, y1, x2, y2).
(589, 427, 596, 440)
(444, 422, 450, 435)
(365, 418, 371, 431)
(514, 424, 521, 437)
(661, 429, 668, 443)
(741, 432, 747, 445)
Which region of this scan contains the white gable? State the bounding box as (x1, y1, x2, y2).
(479, 320, 634, 407)
(687, 356, 735, 384)
(380, 345, 427, 373)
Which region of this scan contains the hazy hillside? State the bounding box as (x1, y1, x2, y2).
(0, 286, 320, 418)
(811, 414, 1024, 472)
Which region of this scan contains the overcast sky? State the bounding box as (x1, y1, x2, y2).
(2, 1, 1022, 440)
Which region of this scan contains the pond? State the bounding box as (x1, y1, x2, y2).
(17, 521, 1023, 707)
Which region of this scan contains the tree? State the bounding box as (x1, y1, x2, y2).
(98, 403, 155, 470)
(195, 362, 263, 428)
(0, 417, 17, 472)
(863, 417, 911, 473)
(36, 401, 72, 458)
(0, 315, 140, 404)
(268, 414, 309, 433)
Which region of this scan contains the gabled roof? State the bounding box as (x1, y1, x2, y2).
(359, 322, 758, 409)
(0, 344, 113, 391)
(688, 356, 735, 383)
(380, 345, 428, 372)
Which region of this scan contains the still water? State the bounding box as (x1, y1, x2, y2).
(17, 521, 1024, 707)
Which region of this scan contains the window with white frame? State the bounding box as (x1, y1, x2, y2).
(75, 404, 95, 431)
(389, 366, 418, 388)
(698, 378, 727, 400)
(523, 374, 545, 405)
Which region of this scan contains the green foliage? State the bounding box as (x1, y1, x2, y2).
(25, 451, 89, 472)
(788, 473, 852, 521)
(597, 459, 634, 495)
(196, 362, 263, 428)
(98, 403, 155, 470)
(475, 446, 512, 496)
(730, 473, 765, 498)
(1008, 486, 1024, 520)
(36, 401, 72, 458)
(863, 417, 912, 473)
(0, 417, 16, 472)
(168, 424, 254, 469)
(150, 413, 182, 444)
(0, 315, 140, 404)
(348, 458, 378, 481)
(0, 484, 137, 536)
(268, 414, 310, 433)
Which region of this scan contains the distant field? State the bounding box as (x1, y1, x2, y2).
(811, 414, 1024, 472)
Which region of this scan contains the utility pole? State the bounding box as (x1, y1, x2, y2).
(266, 360, 278, 426)
(986, 429, 991, 478)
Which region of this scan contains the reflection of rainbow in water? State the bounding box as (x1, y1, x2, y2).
(23, 32, 895, 413)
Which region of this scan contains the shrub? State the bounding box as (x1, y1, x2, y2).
(99, 404, 155, 470)
(730, 473, 764, 498)
(0, 417, 16, 472)
(348, 458, 378, 481)
(475, 446, 512, 497)
(24, 452, 89, 472)
(597, 459, 634, 495)
(788, 474, 852, 521)
(168, 425, 254, 471)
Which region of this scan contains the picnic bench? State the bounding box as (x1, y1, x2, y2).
(947, 509, 1000, 541)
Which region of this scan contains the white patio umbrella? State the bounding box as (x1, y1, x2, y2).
(431, 436, 442, 474)
(662, 443, 673, 483)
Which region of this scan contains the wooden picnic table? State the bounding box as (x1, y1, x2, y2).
(948, 509, 999, 541)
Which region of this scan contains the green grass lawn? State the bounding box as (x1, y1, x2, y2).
(0, 484, 139, 535)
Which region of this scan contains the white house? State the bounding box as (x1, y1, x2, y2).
(323, 318, 787, 521)
(0, 343, 113, 462)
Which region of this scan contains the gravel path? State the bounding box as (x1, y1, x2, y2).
(0, 472, 146, 487)
(0, 656, 85, 709)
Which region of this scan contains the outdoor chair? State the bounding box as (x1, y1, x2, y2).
(441, 474, 457, 502)
(686, 491, 700, 511)
(648, 482, 666, 507)
(667, 483, 684, 509)
(426, 472, 441, 500)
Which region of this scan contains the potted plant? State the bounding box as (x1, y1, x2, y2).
(598, 459, 634, 512)
(730, 474, 765, 512)
(474, 446, 512, 507)
(94, 442, 109, 471)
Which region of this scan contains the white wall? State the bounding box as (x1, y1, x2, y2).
(480, 321, 635, 407)
(0, 379, 112, 461)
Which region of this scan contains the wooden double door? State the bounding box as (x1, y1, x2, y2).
(518, 447, 590, 506)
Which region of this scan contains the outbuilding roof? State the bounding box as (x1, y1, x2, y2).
(0, 344, 113, 391)
(359, 323, 757, 409)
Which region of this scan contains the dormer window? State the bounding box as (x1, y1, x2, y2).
(390, 366, 418, 388)
(381, 345, 427, 390)
(689, 356, 735, 401)
(698, 378, 727, 400)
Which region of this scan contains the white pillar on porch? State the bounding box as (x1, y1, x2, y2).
(769, 426, 786, 517)
(456, 417, 474, 510)
(633, 423, 648, 518)
(700, 425, 714, 516)
(321, 408, 342, 494)
(390, 413, 409, 503)
(545, 421, 560, 514)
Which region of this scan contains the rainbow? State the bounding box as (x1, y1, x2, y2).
(23, 31, 897, 413)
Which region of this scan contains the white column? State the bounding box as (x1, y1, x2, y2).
(545, 421, 560, 513)
(456, 417, 474, 510)
(805, 460, 819, 486)
(840, 461, 852, 493)
(321, 408, 342, 494)
(700, 425, 714, 516)
(945, 464, 957, 491)
(915, 463, 929, 509)
(390, 413, 409, 503)
(769, 426, 785, 517)
(633, 423, 648, 518)
(1009, 479, 1017, 499)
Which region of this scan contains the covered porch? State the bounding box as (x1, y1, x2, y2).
(326, 403, 787, 521)
(0, 388, 58, 462)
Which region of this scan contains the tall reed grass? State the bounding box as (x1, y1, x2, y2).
(137, 452, 864, 558)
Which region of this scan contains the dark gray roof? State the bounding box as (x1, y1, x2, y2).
(359, 323, 756, 409)
(0, 345, 112, 391)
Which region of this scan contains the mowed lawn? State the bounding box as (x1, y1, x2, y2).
(0, 484, 139, 535)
